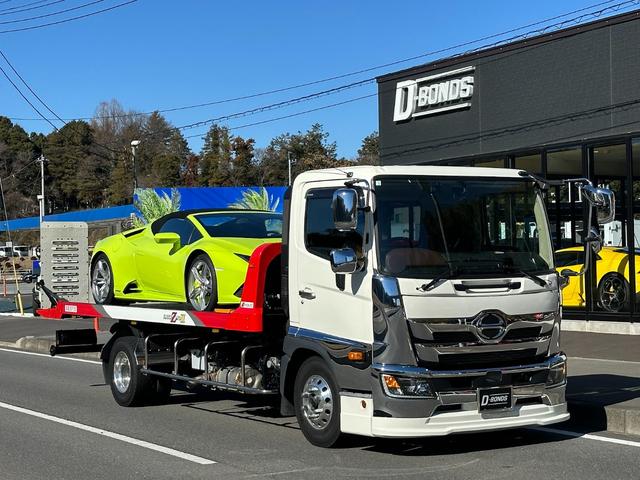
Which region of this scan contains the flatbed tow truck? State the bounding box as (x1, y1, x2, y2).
(34, 166, 615, 447)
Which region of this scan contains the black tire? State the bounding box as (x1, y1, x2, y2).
(598, 273, 630, 313)
(185, 254, 218, 311)
(294, 357, 342, 448)
(91, 253, 115, 305)
(108, 336, 153, 407)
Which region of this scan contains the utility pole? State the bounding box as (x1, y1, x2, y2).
(37, 155, 45, 224)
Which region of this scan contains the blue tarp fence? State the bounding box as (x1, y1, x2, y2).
(0, 186, 287, 231)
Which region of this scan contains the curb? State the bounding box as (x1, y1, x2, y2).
(566, 399, 640, 437)
(0, 336, 101, 361)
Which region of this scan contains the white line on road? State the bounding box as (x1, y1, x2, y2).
(0, 401, 217, 465)
(530, 426, 640, 448)
(0, 347, 101, 364)
(569, 356, 640, 365)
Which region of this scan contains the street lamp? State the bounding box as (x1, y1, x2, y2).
(131, 140, 141, 191)
(287, 151, 296, 186)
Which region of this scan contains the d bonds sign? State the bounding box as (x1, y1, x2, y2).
(393, 65, 475, 122)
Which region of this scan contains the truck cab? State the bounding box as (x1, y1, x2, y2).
(281, 165, 610, 446)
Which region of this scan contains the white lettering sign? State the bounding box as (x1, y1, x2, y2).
(393, 66, 475, 122)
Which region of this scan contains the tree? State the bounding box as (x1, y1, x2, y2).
(199, 124, 232, 186)
(255, 123, 341, 185)
(356, 131, 379, 165)
(231, 136, 256, 186)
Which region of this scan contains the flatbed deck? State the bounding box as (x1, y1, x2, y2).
(37, 242, 282, 333)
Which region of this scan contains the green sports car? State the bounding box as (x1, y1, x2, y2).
(90, 209, 283, 311)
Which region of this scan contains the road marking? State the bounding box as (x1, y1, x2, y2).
(570, 356, 640, 365)
(530, 426, 640, 448)
(0, 347, 101, 364)
(0, 401, 217, 465)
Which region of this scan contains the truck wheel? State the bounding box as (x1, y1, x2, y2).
(108, 336, 152, 407)
(294, 357, 342, 447)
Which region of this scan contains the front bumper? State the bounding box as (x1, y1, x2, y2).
(369, 403, 569, 437)
(340, 353, 569, 437)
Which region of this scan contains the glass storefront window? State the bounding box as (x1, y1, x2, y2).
(592, 144, 630, 313)
(547, 147, 582, 175)
(474, 157, 505, 168)
(514, 153, 542, 173)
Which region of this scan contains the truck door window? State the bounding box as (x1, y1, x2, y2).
(304, 188, 365, 260)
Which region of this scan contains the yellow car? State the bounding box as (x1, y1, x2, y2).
(555, 246, 635, 312)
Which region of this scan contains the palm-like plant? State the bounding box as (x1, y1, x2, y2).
(229, 187, 280, 212)
(132, 189, 181, 227)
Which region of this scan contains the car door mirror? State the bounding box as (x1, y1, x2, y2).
(332, 188, 358, 231)
(330, 247, 359, 274)
(581, 185, 615, 224)
(154, 232, 181, 248)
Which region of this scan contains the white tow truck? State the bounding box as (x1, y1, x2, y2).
(40, 166, 615, 447)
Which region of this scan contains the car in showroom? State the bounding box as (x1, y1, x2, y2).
(90, 209, 282, 311)
(555, 245, 636, 312)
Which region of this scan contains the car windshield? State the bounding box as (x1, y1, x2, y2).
(195, 212, 282, 238)
(374, 176, 554, 278)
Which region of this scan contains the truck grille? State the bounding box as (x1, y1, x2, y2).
(408, 311, 555, 369)
(430, 349, 541, 369)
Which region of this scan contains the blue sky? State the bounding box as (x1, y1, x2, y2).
(1, 0, 632, 158)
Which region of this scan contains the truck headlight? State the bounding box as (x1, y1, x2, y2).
(381, 374, 434, 398)
(546, 361, 567, 386)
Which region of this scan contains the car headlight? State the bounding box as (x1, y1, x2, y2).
(381, 374, 434, 398)
(547, 361, 567, 386)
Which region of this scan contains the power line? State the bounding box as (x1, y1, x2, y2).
(0, 49, 64, 124)
(183, 94, 377, 139)
(0, 0, 136, 33)
(3, 0, 634, 122)
(0, 0, 65, 16)
(0, 62, 57, 130)
(0, 0, 104, 25)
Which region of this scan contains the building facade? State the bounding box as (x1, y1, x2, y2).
(376, 11, 640, 322)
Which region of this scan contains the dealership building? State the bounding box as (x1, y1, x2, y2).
(376, 10, 640, 323)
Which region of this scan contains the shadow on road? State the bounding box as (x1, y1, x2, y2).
(160, 387, 573, 455)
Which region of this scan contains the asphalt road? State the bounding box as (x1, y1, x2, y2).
(0, 349, 639, 480)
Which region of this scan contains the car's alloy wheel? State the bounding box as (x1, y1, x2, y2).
(599, 273, 629, 312)
(187, 256, 216, 311)
(91, 255, 114, 304)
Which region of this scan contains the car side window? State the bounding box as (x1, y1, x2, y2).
(304, 188, 365, 260)
(159, 218, 200, 246)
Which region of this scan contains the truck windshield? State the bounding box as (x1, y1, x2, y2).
(374, 176, 554, 278)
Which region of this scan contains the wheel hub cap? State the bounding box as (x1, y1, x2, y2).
(301, 374, 333, 430)
(113, 351, 131, 393)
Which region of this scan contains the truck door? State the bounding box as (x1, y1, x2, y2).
(289, 184, 372, 344)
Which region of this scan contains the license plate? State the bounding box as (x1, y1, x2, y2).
(478, 387, 512, 411)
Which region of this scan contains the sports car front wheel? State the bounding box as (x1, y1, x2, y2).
(186, 254, 218, 311)
(91, 253, 115, 304)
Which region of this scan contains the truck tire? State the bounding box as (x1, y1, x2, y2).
(294, 357, 342, 447)
(108, 336, 153, 407)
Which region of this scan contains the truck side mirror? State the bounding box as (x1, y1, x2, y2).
(330, 248, 358, 274)
(581, 185, 615, 224)
(332, 188, 358, 231)
(584, 226, 603, 254)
